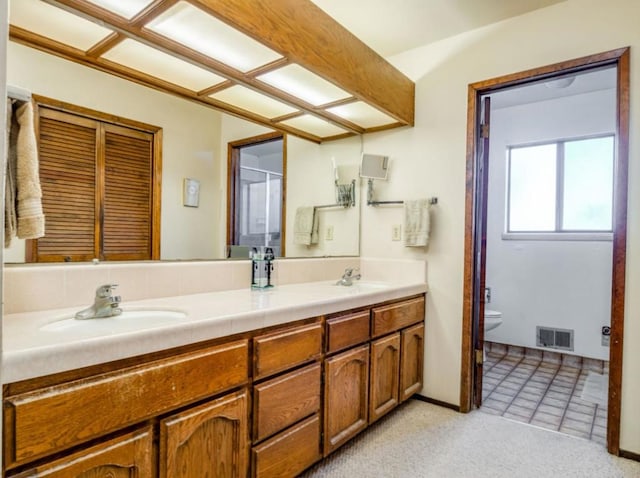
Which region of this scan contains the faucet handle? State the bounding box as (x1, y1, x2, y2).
(96, 283, 118, 298)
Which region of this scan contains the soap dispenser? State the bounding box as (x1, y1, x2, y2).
(251, 247, 274, 289)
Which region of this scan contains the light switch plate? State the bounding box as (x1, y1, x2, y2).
(392, 224, 401, 241)
(326, 225, 334, 241)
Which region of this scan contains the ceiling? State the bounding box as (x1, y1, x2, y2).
(9, 0, 567, 143)
(311, 0, 567, 57)
(490, 66, 617, 110)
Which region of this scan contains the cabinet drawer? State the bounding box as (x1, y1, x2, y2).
(254, 323, 322, 380)
(9, 427, 153, 478)
(252, 414, 321, 478)
(371, 296, 425, 338)
(253, 363, 321, 442)
(4, 340, 249, 467)
(326, 311, 370, 353)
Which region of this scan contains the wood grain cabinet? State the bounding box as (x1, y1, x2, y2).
(400, 323, 425, 402)
(160, 389, 249, 478)
(369, 333, 401, 423)
(9, 427, 153, 478)
(251, 321, 323, 477)
(3, 295, 425, 478)
(324, 344, 370, 455)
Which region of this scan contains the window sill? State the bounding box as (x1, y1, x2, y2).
(501, 232, 613, 242)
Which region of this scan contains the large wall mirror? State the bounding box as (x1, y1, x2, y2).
(4, 41, 361, 263)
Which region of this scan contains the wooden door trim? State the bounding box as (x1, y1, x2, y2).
(460, 47, 630, 457)
(226, 132, 286, 256)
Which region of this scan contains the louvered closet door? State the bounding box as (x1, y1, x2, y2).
(36, 109, 99, 262)
(102, 124, 153, 260)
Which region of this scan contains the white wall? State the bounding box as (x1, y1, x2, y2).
(360, 0, 640, 453)
(5, 42, 222, 261)
(484, 89, 615, 360)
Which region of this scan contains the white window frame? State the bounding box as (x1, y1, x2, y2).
(503, 133, 614, 241)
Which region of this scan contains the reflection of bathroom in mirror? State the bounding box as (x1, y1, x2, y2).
(4, 41, 361, 263)
(360, 153, 389, 180)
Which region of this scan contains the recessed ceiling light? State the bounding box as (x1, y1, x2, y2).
(279, 114, 348, 138)
(10, 0, 113, 51)
(258, 64, 351, 106)
(102, 39, 226, 92)
(85, 0, 155, 19)
(147, 1, 282, 73)
(210, 85, 298, 119)
(544, 77, 576, 89)
(328, 101, 395, 128)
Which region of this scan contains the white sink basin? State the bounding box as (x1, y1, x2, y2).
(40, 309, 188, 333)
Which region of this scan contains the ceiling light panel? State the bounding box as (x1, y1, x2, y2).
(210, 86, 298, 119)
(279, 115, 348, 138)
(327, 101, 396, 128)
(85, 0, 155, 20)
(146, 1, 282, 73)
(10, 0, 113, 51)
(102, 39, 226, 91)
(258, 64, 351, 106)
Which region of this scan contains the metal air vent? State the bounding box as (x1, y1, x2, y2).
(536, 326, 574, 351)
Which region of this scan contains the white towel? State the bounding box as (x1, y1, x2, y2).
(404, 199, 430, 247)
(294, 207, 319, 245)
(5, 99, 17, 246)
(15, 101, 45, 240)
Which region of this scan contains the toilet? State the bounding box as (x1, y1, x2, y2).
(484, 309, 503, 332)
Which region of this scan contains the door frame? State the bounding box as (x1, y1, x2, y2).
(226, 131, 287, 256)
(459, 47, 630, 456)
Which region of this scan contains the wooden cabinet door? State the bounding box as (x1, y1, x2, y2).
(10, 427, 152, 478)
(160, 389, 248, 478)
(369, 333, 401, 423)
(324, 344, 369, 456)
(400, 323, 425, 402)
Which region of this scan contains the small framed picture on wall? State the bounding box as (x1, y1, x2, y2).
(183, 178, 200, 207)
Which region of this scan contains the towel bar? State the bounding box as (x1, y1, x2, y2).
(367, 197, 438, 207)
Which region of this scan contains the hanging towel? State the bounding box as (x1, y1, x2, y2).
(14, 101, 45, 240)
(294, 206, 319, 245)
(5, 99, 17, 246)
(404, 199, 430, 247)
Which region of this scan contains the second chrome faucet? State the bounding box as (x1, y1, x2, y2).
(336, 268, 361, 287)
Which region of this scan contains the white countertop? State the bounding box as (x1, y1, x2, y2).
(3, 280, 427, 384)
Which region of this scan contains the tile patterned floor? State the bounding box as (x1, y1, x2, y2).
(480, 343, 608, 444)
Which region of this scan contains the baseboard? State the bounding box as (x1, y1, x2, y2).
(412, 394, 460, 412)
(619, 449, 640, 462)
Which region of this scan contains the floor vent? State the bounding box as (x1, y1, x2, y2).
(536, 326, 574, 351)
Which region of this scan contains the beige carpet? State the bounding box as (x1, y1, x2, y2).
(301, 400, 640, 478)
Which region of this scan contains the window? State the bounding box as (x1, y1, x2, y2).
(30, 101, 161, 262)
(507, 135, 614, 234)
(228, 133, 285, 257)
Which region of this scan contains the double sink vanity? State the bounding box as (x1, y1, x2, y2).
(2, 258, 427, 477)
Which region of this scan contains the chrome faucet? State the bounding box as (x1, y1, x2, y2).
(336, 268, 361, 286)
(75, 284, 122, 320)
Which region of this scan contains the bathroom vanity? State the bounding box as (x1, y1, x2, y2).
(2, 276, 426, 477)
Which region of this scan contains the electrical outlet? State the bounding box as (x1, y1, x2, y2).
(392, 224, 401, 241)
(326, 225, 334, 241)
